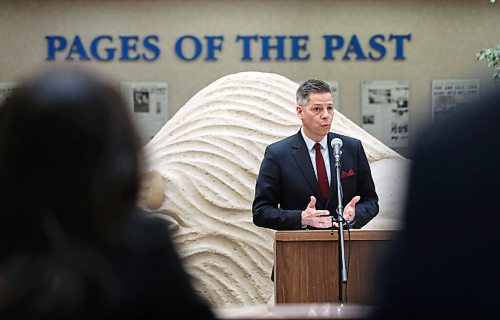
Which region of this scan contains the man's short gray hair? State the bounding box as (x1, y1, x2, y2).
(296, 79, 331, 107)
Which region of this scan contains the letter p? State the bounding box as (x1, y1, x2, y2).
(323, 35, 344, 61)
(46, 35, 67, 61)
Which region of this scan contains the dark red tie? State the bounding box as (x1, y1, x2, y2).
(314, 143, 329, 201)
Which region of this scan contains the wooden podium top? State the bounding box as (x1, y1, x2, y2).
(275, 229, 398, 242)
(274, 229, 399, 304)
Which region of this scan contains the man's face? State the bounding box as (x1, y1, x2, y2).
(297, 92, 334, 142)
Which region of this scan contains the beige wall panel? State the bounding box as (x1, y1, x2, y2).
(1, 1, 498, 152)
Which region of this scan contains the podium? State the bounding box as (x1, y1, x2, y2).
(274, 230, 397, 304)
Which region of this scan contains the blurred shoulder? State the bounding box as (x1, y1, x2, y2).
(118, 208, 174, 247)
(413, 89, 500, 160)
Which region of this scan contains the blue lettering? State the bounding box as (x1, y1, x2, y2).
(175, 35, 202, 61)
(205, 35, 224, 61)
(119, 35, 140, 61)
(260, 35, 286, 61)
(389, 33, 411, 60)
(290, 35, 309, 61)
(43, 33, 411, 63)
(342, 35, 366, 61)
(235, 34, 258, 61)
(142, 35, 160, 61)
(65, 36, 90, 61)
(90, 35, 115, 61)
(46, 35, 67, 61)
(323, 35, 344, 60)
(368, 34, 386, 60)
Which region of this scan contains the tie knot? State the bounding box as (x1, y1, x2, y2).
(314, 143, 322, 152)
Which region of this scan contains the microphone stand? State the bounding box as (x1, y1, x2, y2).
(333, 151, 348, 304)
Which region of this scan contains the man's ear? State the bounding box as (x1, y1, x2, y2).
(296, 105, 303, 119)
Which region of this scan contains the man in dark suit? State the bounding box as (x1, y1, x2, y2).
(252, 79, 379, 230)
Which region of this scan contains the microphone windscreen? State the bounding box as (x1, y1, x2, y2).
(331, 138, 343, 148)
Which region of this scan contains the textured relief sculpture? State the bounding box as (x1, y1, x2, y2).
(140, 72, 409, 306)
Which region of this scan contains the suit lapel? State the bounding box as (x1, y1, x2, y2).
(290, 131, 322, 202)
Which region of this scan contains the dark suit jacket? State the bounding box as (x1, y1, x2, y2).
(252, 130, 379, 230)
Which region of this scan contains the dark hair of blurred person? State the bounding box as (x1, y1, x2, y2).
(370, 88, 500, 319)
(0, 67, 215, 319)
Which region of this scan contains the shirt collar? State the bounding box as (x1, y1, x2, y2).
(300, 127, 328, 151)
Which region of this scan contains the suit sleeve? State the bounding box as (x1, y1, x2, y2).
(252, 146, 303, 230)
(351, 141, 379, 228)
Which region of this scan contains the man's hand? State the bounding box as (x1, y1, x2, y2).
(333, 195, 360, 227)
(301, 196, 332, 228)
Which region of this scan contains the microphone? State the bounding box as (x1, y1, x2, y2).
(331, 138, 343, 162)
(331, 137, 348, 287)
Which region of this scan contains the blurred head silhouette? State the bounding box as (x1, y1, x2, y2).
(0, 67, 141, 248)
(0, 66, 143, 316)
(371, 88, 500, 319)
(0, 67, 215, 319)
